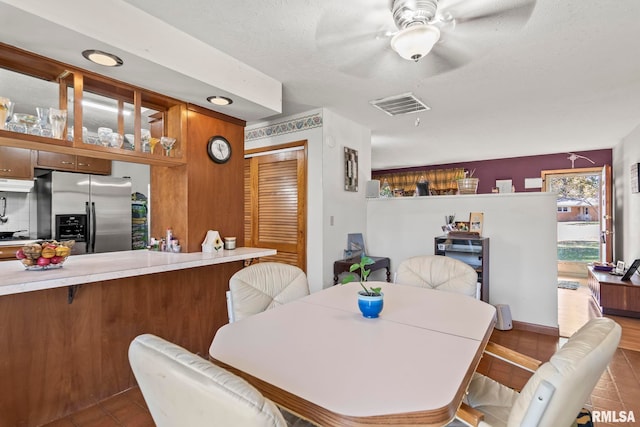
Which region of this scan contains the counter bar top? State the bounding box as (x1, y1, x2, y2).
(0, 247, 276, 296)
(0, 239, 36, 247)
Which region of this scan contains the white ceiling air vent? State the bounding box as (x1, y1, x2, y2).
(369, 92, 430, 116)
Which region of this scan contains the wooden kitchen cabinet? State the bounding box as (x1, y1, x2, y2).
(588, 266, 640, 318)
(0, 44, 186, 167)
(76, 155, 112, 175)
(36, 151, 111, 175)
(0, 146, 32, 179)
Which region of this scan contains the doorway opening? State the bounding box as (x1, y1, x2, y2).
(542, 166, 612, 277)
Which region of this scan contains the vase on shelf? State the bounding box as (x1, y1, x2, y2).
(457, 178, 479, 194)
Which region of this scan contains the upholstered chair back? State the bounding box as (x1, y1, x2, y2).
(459, 318, 621, 427)
(129, 334, 288, 427)
(507, 317, 621, 426)
(396, 255, 478, 298)
(229, 262, 310, 321)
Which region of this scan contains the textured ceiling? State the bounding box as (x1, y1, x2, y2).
(1, 0, 640, 170)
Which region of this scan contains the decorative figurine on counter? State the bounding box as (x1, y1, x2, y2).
(202, 230, 223, 253)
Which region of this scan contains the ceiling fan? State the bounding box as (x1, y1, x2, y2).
(315, 0, 536, 79)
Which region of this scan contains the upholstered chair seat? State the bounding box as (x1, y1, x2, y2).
(129, 334, 313, 427)
(228, 262, 310, 322)
(396, 255, 479, 298)
(452, 317, 621, 427)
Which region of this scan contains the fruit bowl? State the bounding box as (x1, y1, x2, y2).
(16, 240, 74, 270)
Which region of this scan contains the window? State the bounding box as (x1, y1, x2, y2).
(557, 207, 569, 212)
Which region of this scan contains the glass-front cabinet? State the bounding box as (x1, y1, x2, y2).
(0, 43, 185, 165)
(434, 235, 490, 302)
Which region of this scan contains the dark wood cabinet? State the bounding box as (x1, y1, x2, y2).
(36, 151, 111, 175)
(435, 235, 490, 302)
(588, 266, 640, 318)
(0, 146, 32, 179)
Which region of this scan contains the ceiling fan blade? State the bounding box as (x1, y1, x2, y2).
(439, 0, 536, 27)
(314, 1, 397, 77)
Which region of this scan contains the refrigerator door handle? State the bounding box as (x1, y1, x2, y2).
(85, 201, 92, 251)
(91, 202, 97, 253)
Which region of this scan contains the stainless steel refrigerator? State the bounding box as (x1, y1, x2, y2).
(36, 171, 132, 254)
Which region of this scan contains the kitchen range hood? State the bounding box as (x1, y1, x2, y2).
(0, 178, 35, 192)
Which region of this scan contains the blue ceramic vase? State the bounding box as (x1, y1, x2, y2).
(358, 292, 384, 318)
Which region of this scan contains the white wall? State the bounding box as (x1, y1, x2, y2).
(322, 109, 371, 289)
(111, 161, 150, 198)
(245, 108, 370, 293)
(613, 126, 640, 263)
(366, 193, 558, 328)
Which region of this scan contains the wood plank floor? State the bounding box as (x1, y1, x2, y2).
(43, 283, 640, 427)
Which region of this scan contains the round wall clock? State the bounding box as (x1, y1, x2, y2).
(207, 136, 231, 164)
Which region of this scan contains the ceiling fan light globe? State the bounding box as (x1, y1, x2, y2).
(390, 25, 441, 61)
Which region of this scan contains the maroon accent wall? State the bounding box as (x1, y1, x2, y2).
(373, 149, 612, 194)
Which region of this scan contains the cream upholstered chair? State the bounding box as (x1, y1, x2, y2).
(453, 318, 621, 427)
(396, 255, 479, 298)
(129, 334, 311, 427)
(227, 262, 309, 322)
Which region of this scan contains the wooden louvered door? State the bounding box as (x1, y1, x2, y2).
(245, 144, 307, 270)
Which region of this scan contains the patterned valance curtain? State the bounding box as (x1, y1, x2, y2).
(374, 168, 466, 195)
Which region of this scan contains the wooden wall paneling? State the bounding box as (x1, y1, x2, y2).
(0, 262, 236, 427)
(0, 286, 102, 427)
(185, 107, 245, 252)
(166, 104, 187, 157)
(150, 163, 188, 245)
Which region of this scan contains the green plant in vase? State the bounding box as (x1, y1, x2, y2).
(341, 256, 382, 296)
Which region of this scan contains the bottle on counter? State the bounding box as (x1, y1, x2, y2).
(166, 228, 173, 245)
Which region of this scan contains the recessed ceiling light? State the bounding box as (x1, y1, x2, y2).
(207, 96, 233, 106)
(82, 49, 123, 67)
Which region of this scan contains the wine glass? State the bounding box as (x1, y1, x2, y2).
(35, 107, 49, 136)
(160, 136, 176, 157)
(140, 129, 151, 152)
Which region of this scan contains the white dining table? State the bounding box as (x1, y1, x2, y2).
(209, 281, 496, 427)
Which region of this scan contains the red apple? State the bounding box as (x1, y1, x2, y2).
(15, 249, 26, 260)
(50, 256, 64, 264)
(36, 256, 50, 267)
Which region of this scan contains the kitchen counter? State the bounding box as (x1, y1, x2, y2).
(0, 247, 276, 296)
(0, 239, 35, 247)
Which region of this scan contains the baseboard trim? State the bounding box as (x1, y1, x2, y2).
(512, 320, 559, 336)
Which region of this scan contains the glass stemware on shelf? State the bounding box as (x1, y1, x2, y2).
(160, 136, 176, 157)
(48, 108, 67, 139)
(36, 107, 52, 137)
(0, 97, 11, 129)
(140, 129, 151, 152)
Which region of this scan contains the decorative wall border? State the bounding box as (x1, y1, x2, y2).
(245, 113, 323, 141)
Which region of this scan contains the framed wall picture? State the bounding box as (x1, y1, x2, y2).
(344, 147, 358, 192)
